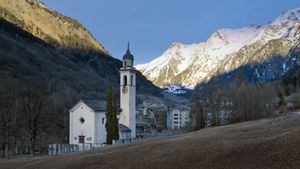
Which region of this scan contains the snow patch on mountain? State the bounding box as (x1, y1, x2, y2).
(206, 25, 262, 59)
(163, 85, 189, 95)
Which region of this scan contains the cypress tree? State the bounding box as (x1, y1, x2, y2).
(105, 85, 119, 144)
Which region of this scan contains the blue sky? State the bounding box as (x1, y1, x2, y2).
(39, 0, 300, 64)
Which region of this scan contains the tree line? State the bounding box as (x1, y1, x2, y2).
(0, 78, 124, 159)
(0, 78, 76, 159)
(190, 74, 281, 130)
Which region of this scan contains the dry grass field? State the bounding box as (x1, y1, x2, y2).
(1, 114, 300, 169)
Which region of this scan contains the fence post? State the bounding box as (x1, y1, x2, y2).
(56, 144, 59, 156)
(47, 145, 50, 156)
(51, 144, 53, 156)
(61, 144, 64, 155)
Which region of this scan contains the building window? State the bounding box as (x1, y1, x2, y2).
(174, 117, 178, 120)
(174, 121, 178, 124)
(87, 137, 92, 141)
(80, 117, 85, 124)
(124, 61, 127, 68)
(102, 118, 105, 124)
(131, 75, 134, 85)
(124, 75, 127, 85)
(74, 137, 77, 140)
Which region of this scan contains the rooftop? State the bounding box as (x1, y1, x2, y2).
(119, 124, 131, 132)
(82, 100, 107, 112)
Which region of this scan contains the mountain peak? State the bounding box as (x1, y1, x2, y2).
(283, 7, 300, 15)
(207, 26, 261, 46)
(170, 42, 183, 47)
(271, 7, 300, 26)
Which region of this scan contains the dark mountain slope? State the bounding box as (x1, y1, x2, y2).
(0, 18, 160, 99)
(0, 1, 161, 143)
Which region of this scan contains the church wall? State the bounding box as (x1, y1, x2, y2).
(69, 102, 95, 144)
(120, 70, 136, 138)
(129, 85, 136, 137)
(95, 112, 107, 144)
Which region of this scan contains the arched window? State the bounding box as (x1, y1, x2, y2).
(131, 75, 134, 85)
(124, 75, 127, 86)
(124, 61, 127, 68)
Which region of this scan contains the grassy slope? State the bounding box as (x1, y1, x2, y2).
(1, 114, 300, 169)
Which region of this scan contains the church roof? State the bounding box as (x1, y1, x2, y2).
(118, 124, 131, 132)
(82, 100, 107, 112)
(123, 46, 134, 60)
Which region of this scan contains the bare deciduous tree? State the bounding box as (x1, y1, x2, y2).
(0, 90, 14, 159)
(192, 74, 277, 129)
(22, 83, 48, 156)
(190, 93, 206, 130)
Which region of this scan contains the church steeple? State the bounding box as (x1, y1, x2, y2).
(122, 42, 134, 68)
(119, 43, 136, 139)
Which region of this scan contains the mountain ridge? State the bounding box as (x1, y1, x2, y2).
(136, 7, 300, 89)
(0, 0, 108, 54)
(0, 0, 161, 98)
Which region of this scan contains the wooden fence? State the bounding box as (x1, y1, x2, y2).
(48, 144, 105, 156)
(0, 130, 179, 158)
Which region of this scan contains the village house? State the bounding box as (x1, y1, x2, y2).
(167, 105, 191, 129)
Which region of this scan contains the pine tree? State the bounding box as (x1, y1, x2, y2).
(105, 85, 119, 144)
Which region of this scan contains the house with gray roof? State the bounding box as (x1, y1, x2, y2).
(69, 100, 132, 145)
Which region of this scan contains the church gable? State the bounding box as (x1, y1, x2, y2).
(70, 101, 91, 113)
(70, 100, 107, 113)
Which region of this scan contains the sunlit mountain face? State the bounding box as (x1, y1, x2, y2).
(136, 7, 300, 90)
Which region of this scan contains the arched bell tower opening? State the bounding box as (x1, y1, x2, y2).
(130, 75, 134, 85)
(119, 42, 136, 139)
(123, 75, 127, 86)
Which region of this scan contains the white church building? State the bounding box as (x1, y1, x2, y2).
(69, 45, 137, 145)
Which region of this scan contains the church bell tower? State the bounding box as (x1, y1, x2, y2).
(119, 43, 136, 138)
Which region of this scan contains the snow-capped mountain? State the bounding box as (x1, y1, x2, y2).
(136, 7, 300, 89)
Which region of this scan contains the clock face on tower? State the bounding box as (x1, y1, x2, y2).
(122, 86, 128, 94)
